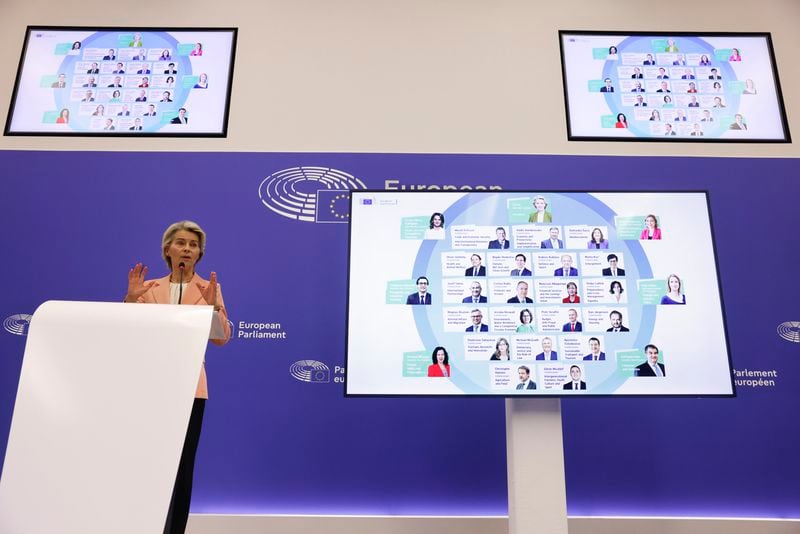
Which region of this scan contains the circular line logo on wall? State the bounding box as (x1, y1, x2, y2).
(289, 360, 331, 383)
(4, 314, 33, 336)
(777, 321, 800, 343)
(258, 167, 367, 223)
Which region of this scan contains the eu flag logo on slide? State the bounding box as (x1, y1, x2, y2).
(316, 190, 351, 223)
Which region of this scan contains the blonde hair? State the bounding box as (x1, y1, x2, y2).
(161, 220, 206, 269)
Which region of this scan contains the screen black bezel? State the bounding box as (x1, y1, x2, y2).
(4, 25, 238, 138)
(558, 30, 791, 143)
(344, 189, 736, 398)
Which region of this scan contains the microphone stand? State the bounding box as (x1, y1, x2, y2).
(178, 262, 185, 304)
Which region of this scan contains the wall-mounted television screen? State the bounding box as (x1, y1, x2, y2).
(346, 191, 734, 397)
(5, 26, 237, 137)
(559, 31, 790, 142)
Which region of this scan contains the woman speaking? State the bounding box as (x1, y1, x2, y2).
(124, 220, 231, 534)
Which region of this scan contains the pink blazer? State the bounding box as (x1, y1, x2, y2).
(640, 228, 662, 240)
(137, 273, 231, 398)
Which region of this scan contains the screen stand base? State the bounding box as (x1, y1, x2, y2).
(505, 398, 568, 534)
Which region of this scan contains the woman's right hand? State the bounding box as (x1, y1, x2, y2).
(125, 263, 158, 302)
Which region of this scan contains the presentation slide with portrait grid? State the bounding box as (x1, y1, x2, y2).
(560, 33, 787, 140)
(346, 191, 733, 397)
(7, 28, 234, 134)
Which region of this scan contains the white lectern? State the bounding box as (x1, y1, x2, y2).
(0, 301, 216, 534)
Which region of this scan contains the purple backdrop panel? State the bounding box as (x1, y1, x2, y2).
(0, 151, 798, 518)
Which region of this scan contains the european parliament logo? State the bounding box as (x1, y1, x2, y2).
(777, 321, 800, 343)
(3, 314, 32, 336)
(258, 167, 368, 223)
(289, 360, 331, 383)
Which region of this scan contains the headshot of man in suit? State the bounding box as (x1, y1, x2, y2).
(171, 108, 189, 124)
(103, 49, 116, 60)
(507, 281, 533, 304)
(463, 281, 487, 304)
(631, 81, 644, 92)
(600, 77, 614, 92)
(607, 310, 630, 332)
(554, 255, 578, 277)
(466, 309, 488, 332)
(563, 365, 586, 390)
(82, 76, 97, 88)
(488, 227, 510, 249)
(465, 254, 486, 276)
(634, 95, 647, 107)
(86, 62, 100, 74)
(535, 337, 558, 361)
(643, 53, 655, 65)
(51, 73, 67, 88)
(656, 67, 668, 79)
(709, 68, 721, 80)
(129, 117, 143, 131)
(631, 67, 643, 79)
(635, 344, 665, 377)
(117, 105, 131, 116)
(113, 62, 125, 74)
(406, 276, 431, 305)
(562, 308, 582, 332)
(602, 254, 625, 276)
(516, 366, 536, 390)
(583, 337, 605, 361)
(511, 254, 531, 276)
(541, 227, 563, 249)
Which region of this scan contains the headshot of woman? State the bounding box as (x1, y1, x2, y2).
(608, 45, 618, 57)
(660, 274, 686, 305)
(490, 338, 511, 360)
(68, 41, 81, 55)
(56, 108, 69, 124)
(516, 309, 535, 333)
(427, 346, 451, 377)
(744, 78, 757, 95)
(615, 113, 628, 128)
(528, 195, 551, 223)
(193, 73, 209, 89)
(92, 104, 105, 117)
(587, 227, 608, 249)
(649, 110, 661, 121)
(640, 214, 661, 240)
(160, 49, 172, 60)
(190, 42, 203, 56)
(699, 54, 711, 66)
(662, 95, 673, 108)
(165, 76, 176, 89)
(124, 220, 231, 534)
(562, 282, 580, 304)
(729, 47, 742, 61)
(609, 280, 624, 303)
(424, 212, 445, 239)
(713, 81, 723, 92)
(110, 90, 121, 103)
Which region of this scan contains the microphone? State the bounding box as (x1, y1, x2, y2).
(178, 262, 185, 304)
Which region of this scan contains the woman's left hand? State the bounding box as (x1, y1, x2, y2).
(196, 271, 219, 309)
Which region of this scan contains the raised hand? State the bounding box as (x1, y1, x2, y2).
(125, 263, 158, 302)
(196, 271, 219, 309)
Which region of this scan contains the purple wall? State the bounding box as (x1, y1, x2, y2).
(0, 151, 797, 518)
